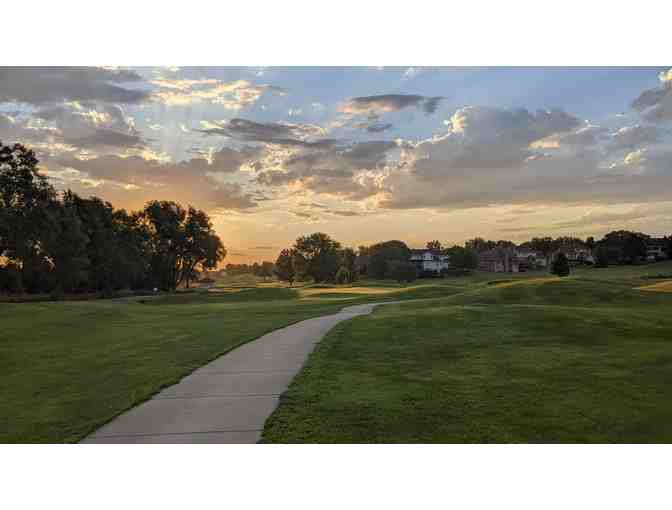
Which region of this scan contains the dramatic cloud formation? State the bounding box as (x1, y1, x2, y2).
(340, 94, 443, 118)
(49, 150, 259, 211)
(631, 68, 672, 122)
(0, 67, 149, 105)
(256, 140, 396, 199)
(375, 105, 672, 210)
(3, 67, 672, 262)
(150, 78, 285, 108)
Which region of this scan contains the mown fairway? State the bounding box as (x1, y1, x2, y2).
(262, 262, 672, 443)
(4, 263, 672, 443)
(0, 280, 462, 443)
(0, 294, 351, 443)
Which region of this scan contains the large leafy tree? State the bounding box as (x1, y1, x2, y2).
(274, 249, 298, 286)
(445, 245, 478, 270)
(368, 240, 410, 279)
(293, 232, 342, 283)
(0, 142, 56, 286)
(386, 260, 417, 283)
(41, 200, 90, 293)
(140, 201, 226, 290)
(599, 230, 649, 264)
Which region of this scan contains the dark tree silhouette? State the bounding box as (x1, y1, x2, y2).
(274, 249, 297, 286)
(551, 253, 571, 277)
(293, 232, 341, 283)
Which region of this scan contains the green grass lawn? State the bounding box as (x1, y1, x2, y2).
(0, 295, 351, 443)
(262, 262, 672, 443)
(4, 262, 672, 443)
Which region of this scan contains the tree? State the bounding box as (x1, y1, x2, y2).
(41, 200, 90, 293)
(140, 201, 226, 290)
(0, 141, 56, 290)
(445, 245, 478, 270)
(339, 247, 357, 280)
(465, 237, 496, 253)
(426, 240, 442, 252)
(586, 236, 596, 252)
(529, 237, 556, 263)
(355, 245, 370, 277)
(260, 261, 275, 281)
(293, 232, 341, 283)
(600, 230, 649, 264)
(335, 266, 352, 285)
(551, 252, 570, 277)
(274, 249, 297, 286)
(368, 240, 411, 279)
(387, 260, 417, 283)
(594, 245, 610, 268)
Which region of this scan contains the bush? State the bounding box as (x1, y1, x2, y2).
(386, 260, 417, 283)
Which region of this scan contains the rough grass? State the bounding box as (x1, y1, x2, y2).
(262, 263, 672, 443)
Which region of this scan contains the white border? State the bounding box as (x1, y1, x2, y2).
(4, 0, 670, 65)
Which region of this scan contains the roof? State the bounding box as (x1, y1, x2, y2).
(410, 248, 444, 255)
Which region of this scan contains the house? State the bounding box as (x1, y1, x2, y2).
(478, 248, 519, 273)
(646, 238, 668, 261)
(410, 249, 450, 276)
(560, 247, 595, 265)
(514, 249, 547, 270)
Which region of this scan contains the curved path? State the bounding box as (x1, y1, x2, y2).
(83, 301, 399, 444)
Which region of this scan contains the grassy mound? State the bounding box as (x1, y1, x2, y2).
(262, 272, 672, 443)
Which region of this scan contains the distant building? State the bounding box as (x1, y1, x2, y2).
(514, 249, 547, 270)
(478, 248, 519, 273)
(410, 249, 450, 275)
(646, 238, 668, 261)
(560, 247, 595, 265)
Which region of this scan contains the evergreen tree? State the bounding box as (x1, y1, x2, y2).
(551, 252, 571, 277)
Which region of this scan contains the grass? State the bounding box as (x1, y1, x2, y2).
(5, 261, 672, 443)
(0, 296, 349, 443)
(262, 261, 672, 443)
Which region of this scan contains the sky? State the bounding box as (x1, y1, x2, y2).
(1, 66, 672, 263)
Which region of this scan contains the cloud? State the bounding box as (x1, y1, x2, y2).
(373, 105, 672, 211)
(150, 78, 285, 108)
(552, 207, 653, 229)
(0, 67, 148, 105)
(354, 121, 394, 133)
(631, 68, 672, 122)
(339, 94, 443, 119)
(611, 124, 663, 149)
(328, 210, 364, 217)
(198, 118, 334, 148)
(1, 102, 148, 153)
(50, 152, 259, 212)
(408, 106, 583, 181)
(255, 140, 396, 199)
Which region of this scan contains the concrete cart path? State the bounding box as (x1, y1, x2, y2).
(82, 301, 401, 444)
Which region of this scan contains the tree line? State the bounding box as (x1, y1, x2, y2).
(273, 235, 483, 286)
(0, 142, 226, 297)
